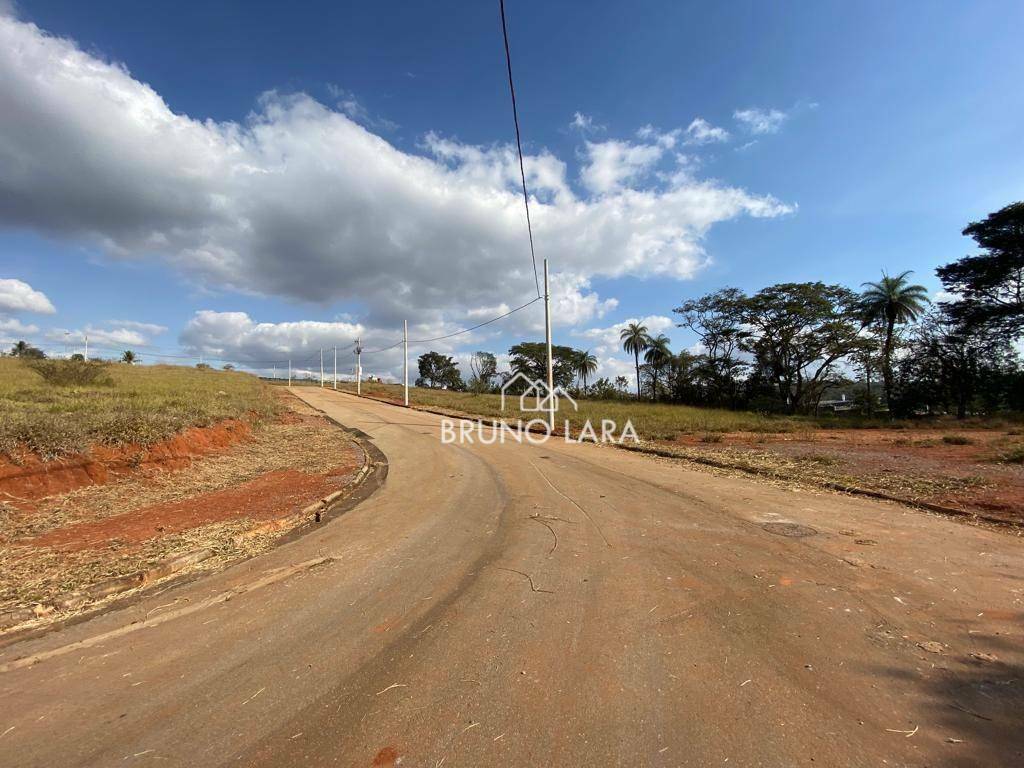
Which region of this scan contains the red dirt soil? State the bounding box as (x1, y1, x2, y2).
(27, 463, 361, 552)
(665, 428, 1024, 523)
(0, 419, 252, 503)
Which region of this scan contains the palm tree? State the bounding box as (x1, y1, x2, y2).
(643, 334, 672, 400)
(11, 340, 29, 357)
(620, 322, 651, 400)
(860, 271, 929, 411)
(121, 350, 136, 364)
(573, 349, 598, 395)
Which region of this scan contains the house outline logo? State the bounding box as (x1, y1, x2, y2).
(499, 372, 578, 413)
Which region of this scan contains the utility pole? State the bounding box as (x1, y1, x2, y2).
(403, 320, 409, 406)
(355, 339, 362, 395)
(333, 346, 337, 390)
(543, 258, 554, 431)
(288, 359, 292, 387)
(320, 348, 324, 387)
(84, 334, 89, 362)
(273, 363, 276, 380)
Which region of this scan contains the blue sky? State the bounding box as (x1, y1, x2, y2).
(1, 1, 1022, 380)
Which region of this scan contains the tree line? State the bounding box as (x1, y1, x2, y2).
(418, 202, 1023, 419)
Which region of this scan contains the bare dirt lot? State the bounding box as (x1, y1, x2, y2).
(654, 427, 1024, 525)
(0, 395, 364, 628)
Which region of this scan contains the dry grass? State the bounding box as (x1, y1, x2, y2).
(0, 358, 279, 459)
(631, 443, 989, 501)
(0, 398, 361, 611)
(312, 380, 1018, 439)
(323, 380, 803, 437)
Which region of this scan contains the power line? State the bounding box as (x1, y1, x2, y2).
(358, 295, 542, 355)
(411, 296, 542, 343)
(500, 0, 541, 299)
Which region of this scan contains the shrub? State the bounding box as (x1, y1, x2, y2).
(997, 445, 1024, 464)
(26, 359, 114, 387)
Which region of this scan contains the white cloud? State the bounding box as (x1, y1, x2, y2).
(734, 107, 787, 135)
(0, 278, 56, 314)
(45, 320, 167, 349)
(569, 111, 601, 133)
(0, 16, 792, 334)
(0, 317, 37, 335)
(110, 320, 168, 335)
(575, 315, 675, 353)
(683, 118, 730, 146)
(636, 125, 682, 148)
(572, 314, 676, 379)
(180, 311, 364, 362)
(579, 139, 663, 195)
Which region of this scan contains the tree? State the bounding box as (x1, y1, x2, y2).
(642, 334, 672, 400)
(619, 322, 651, 400)
(674, 289, 748, 407)
(508, 342, 577, 389)
(937, 202, 1024, 336)
(468, 351, 497, 393)
(573, 349, 598, 395)
(10, 340, 45, 358)
(416, 351, 463, 389)
(859, 271, 929, 412)
(741, 282, 863, 413)
(121, 350, 136, 364)
(589, 377, 621, 399)
(895, 309, 1020, 418)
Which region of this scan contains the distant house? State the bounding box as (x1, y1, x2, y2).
(817, 393, 858, 414)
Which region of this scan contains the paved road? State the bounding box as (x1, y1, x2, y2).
(1, 390, 1021, 767)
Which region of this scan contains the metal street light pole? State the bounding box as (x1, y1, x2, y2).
(544, 258, 554, 432)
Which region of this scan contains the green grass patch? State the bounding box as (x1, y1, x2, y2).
(0, 358, 279, 459)
(996, 444, 1024, 464)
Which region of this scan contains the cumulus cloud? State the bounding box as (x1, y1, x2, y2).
(110, 320, 168, 335)
(0, 317, 37, 335)
(46, 321, 164, 349)
(734, 107, 787, 135)
(0, 16, 792, 335)
(179, 310, 418, 380)
(0, 278, 56, 314)
(580, 139, 664, 195)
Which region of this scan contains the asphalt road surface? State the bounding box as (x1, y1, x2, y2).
(1, 389, 1021, 767)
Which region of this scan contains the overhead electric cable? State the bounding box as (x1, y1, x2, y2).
(499, 0, 541, 299)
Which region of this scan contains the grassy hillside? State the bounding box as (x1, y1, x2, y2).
(0, 358, 278, 459)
